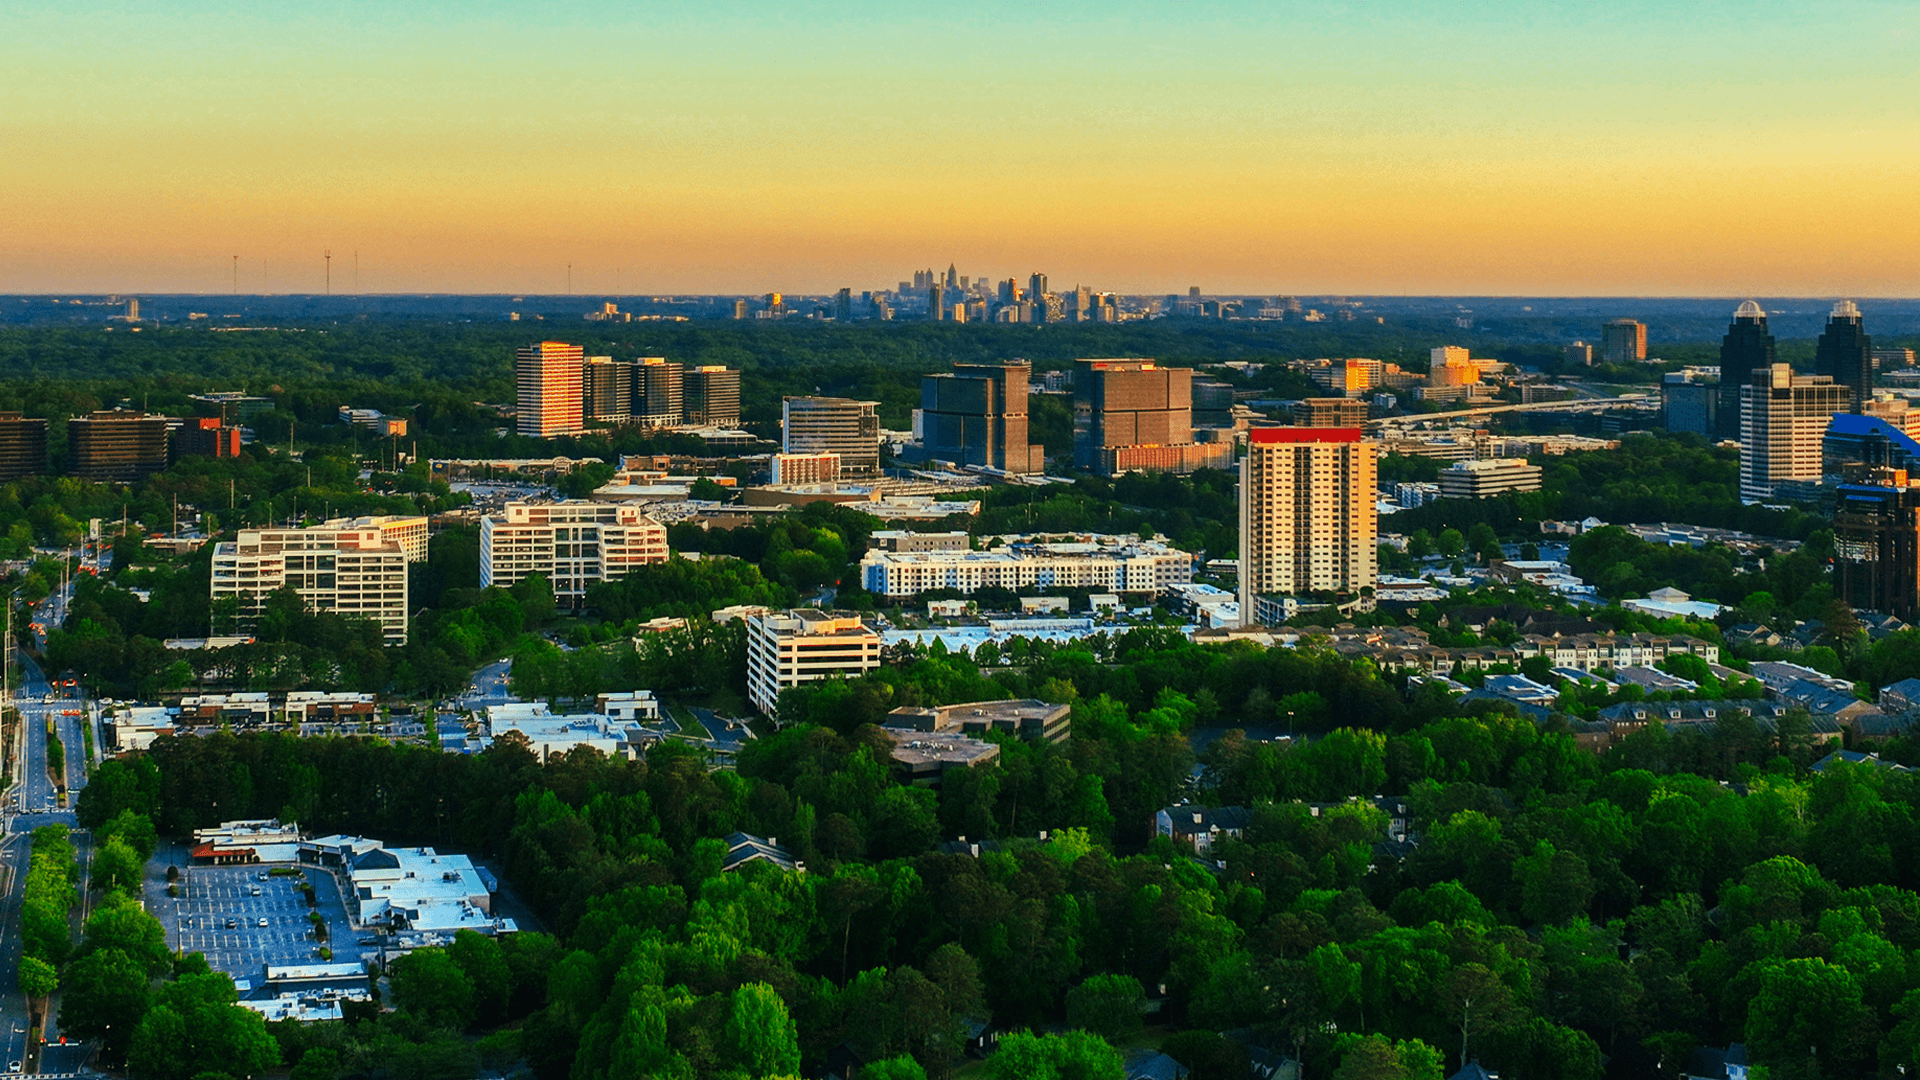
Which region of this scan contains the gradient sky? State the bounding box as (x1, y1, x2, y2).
(5, 0, 1918, 295)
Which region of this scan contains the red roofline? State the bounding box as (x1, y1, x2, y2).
(1249, 426, 1364, 444)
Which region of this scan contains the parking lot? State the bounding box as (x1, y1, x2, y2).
(157, 863, 369, 979)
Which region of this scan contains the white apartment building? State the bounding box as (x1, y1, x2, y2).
(1437, 458, 1544, 498)
(1238, 427, 1378, 625)
(480, 501, 669, 604)
(745, 609, 883, 716)
(859, 538, 1193, 599)
(1740, 363, 1850, 501)
(211, 523, 412, 644)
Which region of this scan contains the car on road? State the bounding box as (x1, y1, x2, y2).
(225, 918, 237, 929)
(259, 917, 269, 927)
(11, 1059, 22, 1071)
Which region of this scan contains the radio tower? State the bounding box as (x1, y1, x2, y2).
(232, 255, 238, 294)
(325, 250, 332, 295)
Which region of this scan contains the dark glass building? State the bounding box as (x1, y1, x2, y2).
(1716, 300, 1776, 439)
(1816, 299, 1873, 413)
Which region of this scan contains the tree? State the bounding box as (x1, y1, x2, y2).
(17, 956, 56, 999)
(447, 930, 512, 1028)
(59, 948, 151, 1063)
(1467, 522, 1502, 564)
(725, 982, 799, 1079)
(290, 1047, 339, 1080)
(1745, 957, 1871, 1074)
(1331, 1035, 1444, 1080)
(1514, 841, 1594, 925)
(1065, 973, 1146, 1040)
(90, 837, 145, 894)
(1438, 964, 1519, 1071)
(985, 1031, 1124, 1080)
(388, 948, 475, 1030)
(863, 1057, 929, 1080)
(1437, 528, 1467, 558)
(82, 899, 173, 977)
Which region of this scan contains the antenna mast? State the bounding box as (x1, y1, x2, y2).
(325, 250, 332, 295)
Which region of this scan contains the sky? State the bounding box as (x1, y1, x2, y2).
(4, 0, 1918, 296)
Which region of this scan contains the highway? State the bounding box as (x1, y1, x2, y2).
(1366, 392, 1657, 432)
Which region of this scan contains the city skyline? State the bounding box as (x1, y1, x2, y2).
(8, 1, 1920, 296)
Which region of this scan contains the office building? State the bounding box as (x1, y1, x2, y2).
(770, 452, 840, 485)
(929, 282, 947, 322)
(1073, 358, 1220, 474)
(1237, 428, 1377, 623)
(870, 530, 969, 553)
(783, 397, 880, 478)
(1874, 348, 1916, 370)
(1602, 319, 1648, 364)
(68, 410, 170, 481)
(480, 501, 669, 605)
(175, 417, 244, 460)
(583, 357, 632, 423)
(1833, 473, 1920, 621)
(1564, 342, 1594, 366)
(516, 342, 585, 438)
(834, 288, 853, 322)
(1740, 364, 1850, 501)
(1310, 358, 1382, 397)
(1717, 300, 1777, 439)
(920, 361, 1043, 474)
(732, 299, 750, 320)
(684, 366, 741, 426)
(1437, 458, 1544, 498)
(211, 522, 412, 645)
(190, 393, 275, 425)
(1662, 374, 1719, 437)
(1815, 300, 1873, 414)
(0, 413, 48, 481)
(1290, 398, 1369, 427)
(859, 536, 1193, 598)
(1193, 380, 1236, 429)
(885, 698, 1071, 745)
(631, 358, 684, 427)
(745, 609, 883, 716)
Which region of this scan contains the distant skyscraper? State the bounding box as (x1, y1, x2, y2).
(946, 264, 958, 290)
(1238, 428, 1377, 623)
(920, 360, 1044, 474)
(783, 397, 881, 478)
(1717, 300, 1776, 439)
(1816, 299, 1873, 414)
(929, 282, 947, 322)
(516, 341, 586, 437)
(126, 298, 140, 321)
(1602, 319, 1647, 364)
(1028, 272, 1047, 302)
(732, 299, 749, 320)
(1564, 342, 1594, 366)
(835, 288, 853, 321)
(998, 279, 1017, 306)
(685, 366, 741, 426)
(1739, 363, 1849, 500)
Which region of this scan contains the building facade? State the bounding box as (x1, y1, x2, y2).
(480, 501, 669, 604)
(745, 610, 883, 716)
(1237, 427, 1377, 624)
(684, 366, 741, 426)
(0, 413, 48, 480)
(783, 397, 881, 478)
(1740, 364, 1851, 501)
(1602, 319, 1648, 364)
(769, 452, 840, 485)
(1717, 300, 1776, 439)
(1815, 300, 1873, 414)
(1833, 476, 1920, 621)
(211, 523, 412, 644)
(1437, 458, 1544, 498)
(69, 410, 170, 481)
(1290, 398, 1370, 427)
(516, 342, 586, 437)
(859, 537, 1193, 598)
(583, 357, 633, 422)
(920, 360, 1043, 474)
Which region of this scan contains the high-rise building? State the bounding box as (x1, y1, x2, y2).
(998, 279, 1018, 305)
(1834, 471, 1920, 620)
(1717, 300, 1777, 439)
(480, 501, 669, 606)
(1074, 358, 1189, 465)
(1028, 273, 1047, 303)
(920, 361, 1043, 474)
(1815, 300, 1873, 414)
(1237, 428, 1377, 622)
(783, 397, 880, 478)
(210, 521, 413, 644)
(1740, 364, 1850, 501)
(516, 342, 586, 438)
(1193, 381, 1237, 430)
(929, 282, 947, 322)
(1602, 319, 1648, 364)
(583, 357, 633, 422)
(684, 366, 741, 426)
(126, 298, 140, 322)
(1564, 342, 1594, 366)
(633, 358, 685, 426)
(68, 410, 170, 481)
(945, 264, 958, 290)
(732, 299, 750, 320)
(0, 413, 49, 481)
(1873, 348, 1917, 370)
(1663, 371, 1719, 437)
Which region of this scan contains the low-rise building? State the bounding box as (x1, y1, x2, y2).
(880, 729, 1002, 783)
(480, 501, 669, 605)
(211, 522, 411, 645)
(1154, 804, 1252, 856)
(1437, 457, 1544, 498)
(285, 691, 377, 722)
(723, 831, 802, 873)
(110, 704, 175, 751)
(883, 698, 1072, 744)
(745, 609, 884, 715)
(486, 702, 638, 761)
(191, 819, 304, 864)
(595, 690, 663, 723)
(860, 536, 1193, 599)
(336, 842, 507, 935)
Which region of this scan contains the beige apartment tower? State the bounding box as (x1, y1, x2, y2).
(480, 501, 669, 605)
(1237, 427, 1378, 625)
(1740, 364, 1850, 501)
(210, 523, 413, 645)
